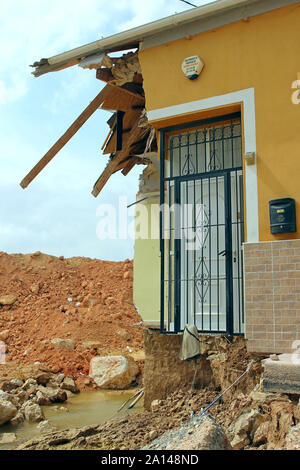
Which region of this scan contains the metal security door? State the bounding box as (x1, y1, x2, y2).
(175, 172, 236, 335)
(160, 113, 244, 336)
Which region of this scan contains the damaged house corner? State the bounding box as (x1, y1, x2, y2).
(20, 50, 157, 198)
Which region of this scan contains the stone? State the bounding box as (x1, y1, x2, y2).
(285, 424, 300, 450)
(89, 356, 139, 390)
(149, 430, 158, 440)
(22, 378, 38, 390)
(0, 433, 17, 444)
(51, 338, 75, 351)
(263, 354, 300, 394)
(10, 411, 25, 426)
(229, 409, 265, 440)
(151, 399, 162, 412)
(0, 399, 18, 425)
(60, 377, 78, 394)
(0, 295, 17, 306)
(10, 379, 24, 388)
(231, 433, 250, 450)
(253, 422, 269, 447)
(172, 415, 231, 450)
(37, 420, 57, 434)
(36, 386, 68, 404)
(81, 341, 101, 350)
(23, 402, 45, 423)
(0, 330, 9, 341)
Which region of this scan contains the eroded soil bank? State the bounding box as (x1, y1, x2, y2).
(0, 251, 144, 389)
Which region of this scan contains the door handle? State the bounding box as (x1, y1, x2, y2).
(218, 250, 227, 257)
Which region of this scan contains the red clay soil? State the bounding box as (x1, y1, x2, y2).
(0, 251, 144, 389)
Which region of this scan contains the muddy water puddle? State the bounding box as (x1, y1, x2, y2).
(0, 389, 143, 450)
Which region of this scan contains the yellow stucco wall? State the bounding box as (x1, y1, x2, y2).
(139, 3, 300, 242)
(133, 201, 160, 325)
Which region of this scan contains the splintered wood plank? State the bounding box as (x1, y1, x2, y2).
(20, 85, 111, 189)
(92, 119, 145, 198)
(103, 108, 141, 155)
(121, 157, 139, 176)
(100, 86, 144, 112)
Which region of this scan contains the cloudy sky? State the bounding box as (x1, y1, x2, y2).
(0, 0, 211, 261)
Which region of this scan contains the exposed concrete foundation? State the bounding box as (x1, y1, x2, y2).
(143, 329, 264, 410)
(263, 354, 300, 394)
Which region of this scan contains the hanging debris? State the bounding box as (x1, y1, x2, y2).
(21, 50, 157, 197)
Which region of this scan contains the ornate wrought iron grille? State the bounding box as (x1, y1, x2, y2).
(160, 113, 245, 336)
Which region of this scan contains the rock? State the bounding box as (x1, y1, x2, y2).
(22, 378, 38, 390)
(231, 433, 250, 450)
(0, 330, 9, 341)
(0, 433, 17, 444)
(37, 420, 57, 434)
(36, 386, 68, 404)
(89, 356, 139, 390)
(229, 409, 265, 440)
(285, 424, 300, 450)
(0, 295, 17, 306)
(60, 377, 78, 394)
(167, 415, 231, 450)
(51, 338, 75, 351)
(10, 411, 25, 426)
(253, 422, 269, 447)
(149, 430, 158, 440)
(23, 402, 45, 423)
(10, 379, 24, 388)
(0, 399, 18, 425)
(151, 399, 162, 412)
(81, 341, 101, 350)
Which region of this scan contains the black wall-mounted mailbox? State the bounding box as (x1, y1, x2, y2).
(269, 198, 296, 234)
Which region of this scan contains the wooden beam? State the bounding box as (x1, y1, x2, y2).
(20, 85, 111, 189)
(92, 119, 145, 197)
(121, 158, 138, 176)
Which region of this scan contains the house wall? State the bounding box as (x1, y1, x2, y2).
(139, 3, 300, 243)
(244, 239, 300, 354)
(133, 203, 160, 326)
(135, 3, 300, 353)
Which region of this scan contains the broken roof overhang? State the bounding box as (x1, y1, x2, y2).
(31, 0, 296, 77)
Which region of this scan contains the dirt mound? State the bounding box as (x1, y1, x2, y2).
(0, 251, 144, 388)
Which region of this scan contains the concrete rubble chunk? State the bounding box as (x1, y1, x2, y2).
(263, 354, 300, 394)
(89, 356, 139, 389)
